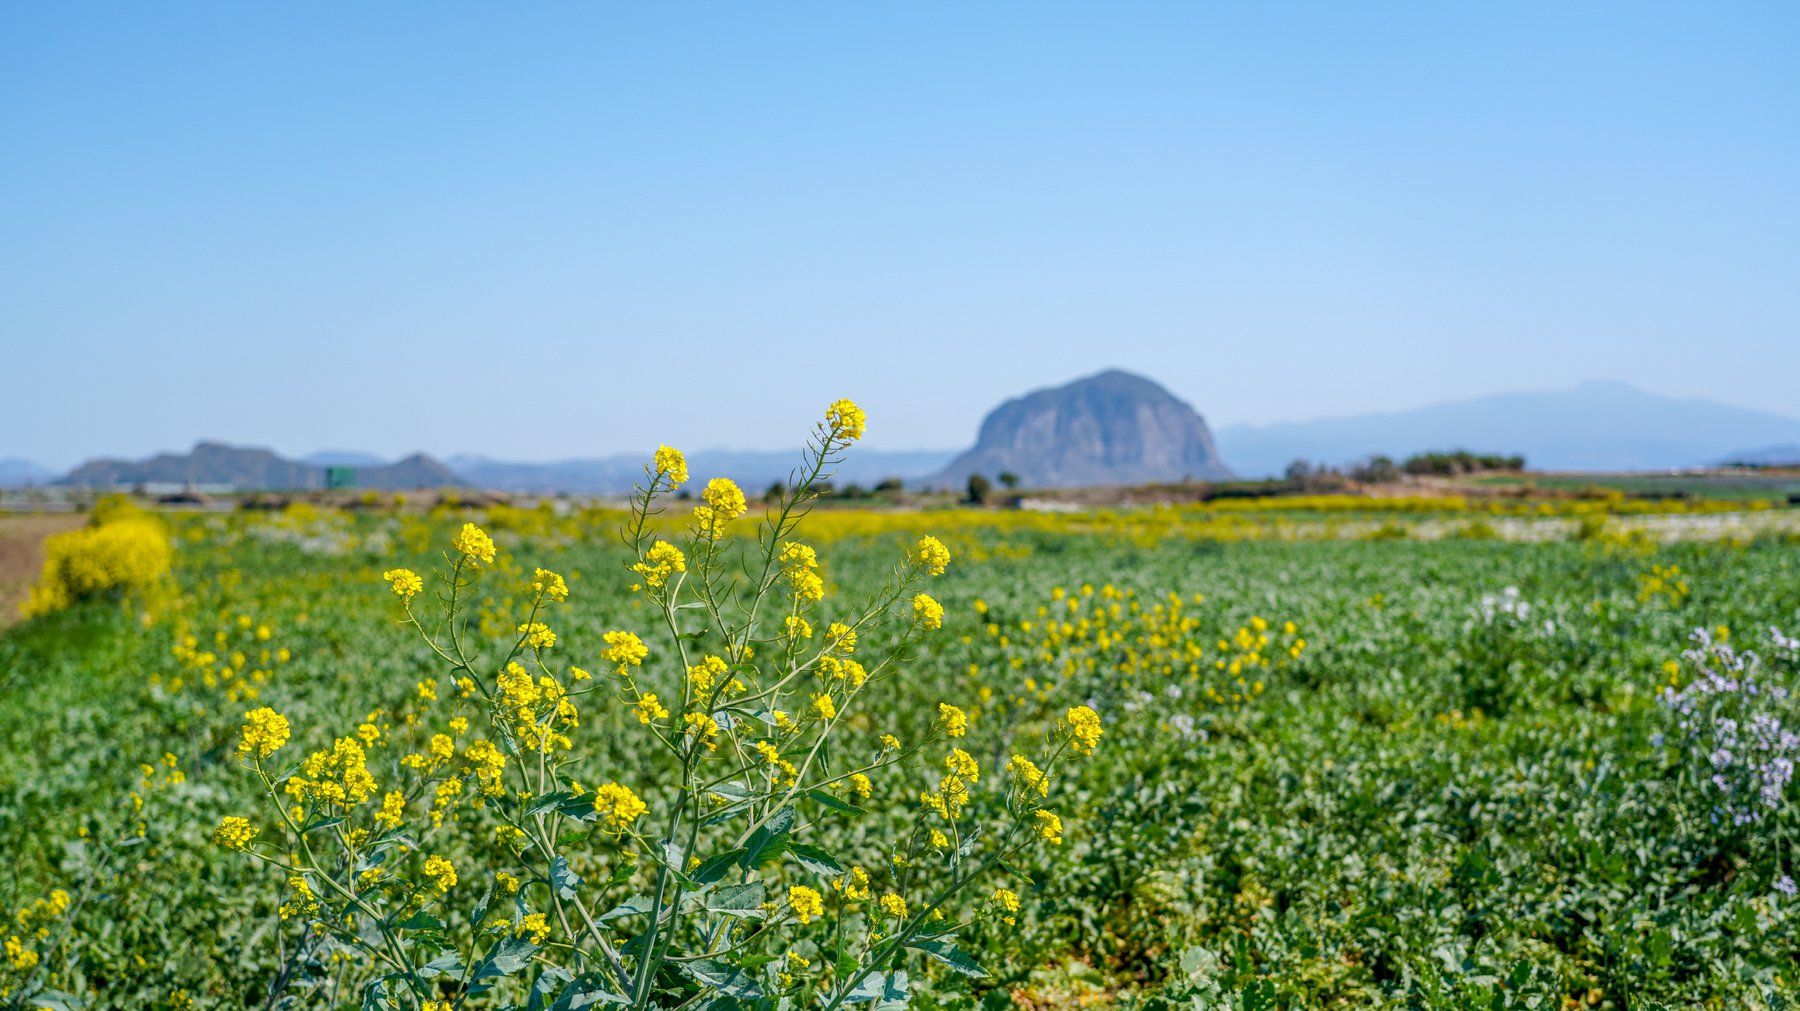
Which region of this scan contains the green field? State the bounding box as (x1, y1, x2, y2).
(3, 493, 1799, 1011)
(1468, 471, 1800, 503)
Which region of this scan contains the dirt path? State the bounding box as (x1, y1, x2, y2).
(0, 514, 84, 627)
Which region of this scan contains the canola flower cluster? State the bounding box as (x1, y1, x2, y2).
(206, 398, 1096, 1011)
(965, 584, 1304, 730)
(23, 497, 172, 617)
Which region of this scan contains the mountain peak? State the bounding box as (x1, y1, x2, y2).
(934, 371, 1232, 488)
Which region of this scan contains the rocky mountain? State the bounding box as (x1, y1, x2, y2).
(58, 441, 462, 490)
(1215, 381, 1800, 477)
(933, 370, 1233, 489)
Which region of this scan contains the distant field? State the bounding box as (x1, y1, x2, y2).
(1468, 470, 1800, 501)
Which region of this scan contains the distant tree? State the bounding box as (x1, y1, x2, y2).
(998, 471, 1020, 490)
(965, 473, 992, 505)
(1401, 450, 1526, 476)
(1351, 455, 1400, 483)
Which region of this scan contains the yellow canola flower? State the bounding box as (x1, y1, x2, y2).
(594, 782, 648, 828)
(635, 694, 670, 724)
(238, 707, 290, 759)
(913, 593, 944, 630)
(516, 912, 552, 944)
(1066, 705, 1103, 756)
(212, 816, 257, 850)
(422, 854, 458, 892)
(531, 567, 569, 602)
(914, 535, 951, 576)
(382, 568, 423, 600)
(788, 884, 825, 924)
(702, 477, 748, 520)
(633, 540, 686, 589)
(654, 445, 689, 486)
(602, 630, 649, 672)
(5, 934, 39, 971)
(518, 622, 556, 650)
(1007, 754, 1048, 797)
(452, 523, 496, 565)
(825, 399, 867, 441)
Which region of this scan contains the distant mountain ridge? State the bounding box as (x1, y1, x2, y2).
(50, 442, 956, 494)
(450, 449, 958, 494)
(1215, 381, 1800, 476)
(934, 370, 1233, 488)
(59, 442, 462, 490)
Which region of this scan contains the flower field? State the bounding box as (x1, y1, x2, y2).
(3, 415, 1799, 1010)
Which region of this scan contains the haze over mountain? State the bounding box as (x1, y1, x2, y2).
(449, 450, 957, 495)
(1215, 381, 1800, 477)
(934, 370, 1232, 489)
(0, 459, 57, 488)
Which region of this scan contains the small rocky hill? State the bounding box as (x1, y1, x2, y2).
(934, 370, 1233, 489)
(59, 442, 461, 491)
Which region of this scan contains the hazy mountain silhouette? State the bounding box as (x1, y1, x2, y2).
(933, 370, 1232, 488)
(59, 442, 462, 490)
(1215, 381, 1800, 476)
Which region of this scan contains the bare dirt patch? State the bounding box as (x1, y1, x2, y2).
(0, 514, 84, 627)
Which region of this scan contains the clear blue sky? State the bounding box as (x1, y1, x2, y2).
(4, 3, 1797, 469)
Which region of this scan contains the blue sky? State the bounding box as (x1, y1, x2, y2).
(3, 3, 1797, 469)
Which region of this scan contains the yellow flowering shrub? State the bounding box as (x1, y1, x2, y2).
(22, 506, 172, 617)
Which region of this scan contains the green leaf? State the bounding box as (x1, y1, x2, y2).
(693, 848, 747, 883)
(1240, 978, 1277, 1011)
(419, 951, 463, 978)
(788, 842, 845, 876)
(392, 911, 443, 931)
(905, 939, 987, 979)
(474, 936, 539, 979)
(600, 894, 655, 922)
(741, 807, 793, 869)
(552, 855, 583, 900)
(704, 881, 766, 918)
(876, 970, 911, 1011)
(805, 789, 866, 815)
(551, 973, 631, 1010)
(360, 975, 396, 1011)
(529, 965, 576, 1011)
(682, 959, 767, 1000)
(527, 790, 576, 816)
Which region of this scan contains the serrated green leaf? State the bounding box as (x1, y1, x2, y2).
(552, 854, 582, 900)
(805, 789, 866, 816)
(788, 842, 844, 876)
(682, 959, 766, 999)
(905, 938, 987, 978)
(693, 848, 747, 883)
(705, 881, 766, 918)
